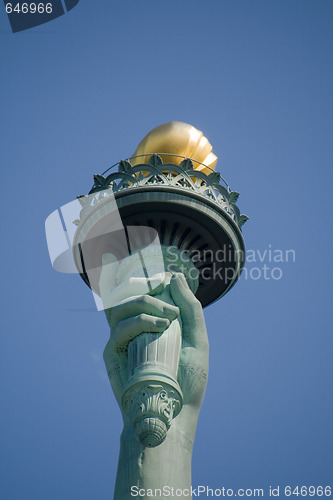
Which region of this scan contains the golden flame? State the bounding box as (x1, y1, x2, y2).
(130, 121, 217, 175)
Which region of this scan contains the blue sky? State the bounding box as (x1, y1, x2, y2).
(1, 1, 332, 498)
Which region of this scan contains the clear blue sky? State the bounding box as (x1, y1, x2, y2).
(1, 1, 332, 498)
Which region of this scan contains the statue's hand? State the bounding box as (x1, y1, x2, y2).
(103, 290, 179, 411)
(100, 254, 208, 432)
(99, 253, 178, 412)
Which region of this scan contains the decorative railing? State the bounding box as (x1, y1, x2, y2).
(77, 154, 248, 230)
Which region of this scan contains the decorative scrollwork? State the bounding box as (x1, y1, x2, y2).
(80, 154, 248, 230)
(122, 383, 182, 447)
(123, 383, 181, 427)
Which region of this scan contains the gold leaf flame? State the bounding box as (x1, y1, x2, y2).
(130, 121, 217, 176)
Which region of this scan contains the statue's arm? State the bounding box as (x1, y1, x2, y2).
(102, 273, 209, 500)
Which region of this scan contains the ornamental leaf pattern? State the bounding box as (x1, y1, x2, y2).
(86, 157, 248, 230)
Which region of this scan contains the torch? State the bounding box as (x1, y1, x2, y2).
(68, 121, 248, 447)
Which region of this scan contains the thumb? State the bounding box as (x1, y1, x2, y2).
(170, 273, 207, 349)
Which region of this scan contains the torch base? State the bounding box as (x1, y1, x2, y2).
(122, 380, 182, 448)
